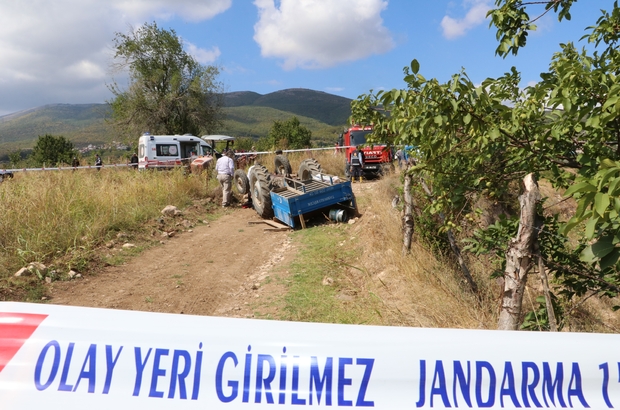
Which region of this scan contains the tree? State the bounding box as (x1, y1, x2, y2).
(351, 1, 620, 330)
(30, 135, 76, 167)
(108, 22, 224, 138)
(8, 150, 22, 167)
(268, 117, 312, 150)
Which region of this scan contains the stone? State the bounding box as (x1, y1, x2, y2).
(28, 262, 47, 271)
(14, 267, 29, 277)
(105, 241, 115, 249)
(161, 205, 179, 216)
(68, 270, 77, 279)
(45, 277, 52, 283)
(116, 232, 129, 239)
(251, 283, 260, 290)
(122, 243, 136, 249)
(322, 277, 334, 286)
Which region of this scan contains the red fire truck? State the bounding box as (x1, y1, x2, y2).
(338, 124, 393, 178)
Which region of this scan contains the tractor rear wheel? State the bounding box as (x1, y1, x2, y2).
(274, 155, 292, 176)
(249, 165, 274, 219)
(298, 158, 322, 181)
(233, 169, 249, 195)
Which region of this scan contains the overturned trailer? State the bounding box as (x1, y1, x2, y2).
(238, 159, 356, 229)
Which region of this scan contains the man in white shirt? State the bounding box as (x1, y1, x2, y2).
(215, 150, 235, 207)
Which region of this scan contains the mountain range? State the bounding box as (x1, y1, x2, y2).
(0, 88, 352, 159)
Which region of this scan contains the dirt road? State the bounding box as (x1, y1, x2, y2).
(49, 207, 296, 318)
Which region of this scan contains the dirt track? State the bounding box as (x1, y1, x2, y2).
(48, 207, 296, 318)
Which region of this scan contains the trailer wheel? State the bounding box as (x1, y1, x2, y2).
(379, 163, 395, 176)
(233, 169, 250, 195)
(344, 163, 351, 178)
(249, 165, 274, 219)
(298, 159, 322, 181)
(274, 155, 292, 176)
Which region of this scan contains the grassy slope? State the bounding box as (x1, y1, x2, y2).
(0, 89, 351, 158)
(221, 106, 344, 144)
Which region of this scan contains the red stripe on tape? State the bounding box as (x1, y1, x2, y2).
(0, 313, 48, 373)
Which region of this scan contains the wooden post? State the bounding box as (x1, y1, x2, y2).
(402, 166, 414, 255)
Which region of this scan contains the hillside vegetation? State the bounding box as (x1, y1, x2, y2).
(0, 89, 351, 160)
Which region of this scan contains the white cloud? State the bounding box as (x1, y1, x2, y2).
(0, 0, 231, 114)
(253, 0, 394, 70)
(441, 0, 492, 39)
(185, 42, 221, 65)
(114, 0, 231, 22)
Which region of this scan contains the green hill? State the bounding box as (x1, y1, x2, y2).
(223, 88, 351, 126)
(0, 89, 352, 159)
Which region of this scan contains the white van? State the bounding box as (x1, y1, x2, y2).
(137, 133, 217, 170)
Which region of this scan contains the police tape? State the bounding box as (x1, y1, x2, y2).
(1, 301, 618, 409)
(234, 146, 357, 156)
(3, 163, 133, 173)
(2, 147, 359, 173)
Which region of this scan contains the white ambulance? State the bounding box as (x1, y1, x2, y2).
(137, 133, 217, 170)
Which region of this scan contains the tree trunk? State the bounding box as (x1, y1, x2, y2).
(497, 173, 541, 330)
(535, 239, 558, 332)
(419, 179, 478, 293)
(402, 167, 414, 255)
(446, 230, 478, 294)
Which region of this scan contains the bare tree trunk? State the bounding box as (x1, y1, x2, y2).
(497, 173, 541, 330)
(402, 167, 414, 255)
(419, 179, 478, 293)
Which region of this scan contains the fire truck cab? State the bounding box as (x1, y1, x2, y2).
(338, 124, 393, 178)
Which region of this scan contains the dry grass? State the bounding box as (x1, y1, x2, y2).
(0, 168, 209, 277)
(346, 174, 499, 329)
(249, 149, 347, 177)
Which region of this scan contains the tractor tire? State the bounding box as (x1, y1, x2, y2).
(298, 158, 322, 181)
(233, 169, 250, 195)
(249, 165, 274, 219)
(274, 155, 292, 176)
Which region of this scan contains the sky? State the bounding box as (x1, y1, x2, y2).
(0, 0, 608, 117)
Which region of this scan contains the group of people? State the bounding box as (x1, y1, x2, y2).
(69, 153, 139, 171)
(71, 154, 103, 171)
(394, 147, 413, 169)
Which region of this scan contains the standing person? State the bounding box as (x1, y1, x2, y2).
(95, 154, 103, 171)
(215, 149, 235, 207)
(349, 145, 365, 183)
(130, 153, 139, 170)
(71, 156, 80, 171)
(395, 148, 404, 170)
